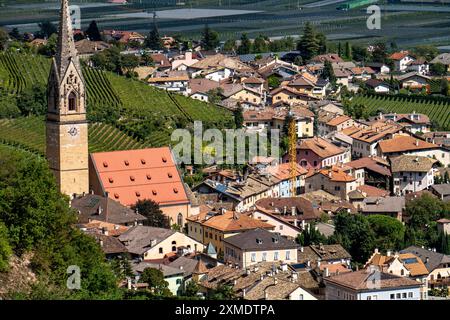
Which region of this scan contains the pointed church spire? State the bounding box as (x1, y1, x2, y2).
(55, 0, 79, 77)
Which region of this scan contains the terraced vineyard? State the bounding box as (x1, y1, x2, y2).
(0, 52, 233, 148)
(0, 117, 148, 156)
(350, 94, 450, 130)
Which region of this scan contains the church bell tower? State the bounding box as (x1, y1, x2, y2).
(46, 0, 89, 197)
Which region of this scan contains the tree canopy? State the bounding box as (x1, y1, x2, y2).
(131, 199, 169, 228)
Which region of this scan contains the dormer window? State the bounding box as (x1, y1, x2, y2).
(152, 190, 157, 195)
(103, 161, 108, 168)
(146, 174, 152, 180)
(162, 157, 167, 163)
(108, 178, 114, 183)
(130, 175, 135, 181)
(141, 159, 146, 165)
(173, 188, 178, 193)
(124, 160, 129, 166)
(168, 172, 173, 178)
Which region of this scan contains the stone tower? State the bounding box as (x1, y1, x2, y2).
(46, 0, 88, 197)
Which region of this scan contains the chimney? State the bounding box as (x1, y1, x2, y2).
(317, 260, 321, 267)
(179, 266, 184, 270)
(99, 240, 104, 247)
(307, 260, 311, 267)
(292, 272, 298, 282)
(425, 257, 429, 264)
(127, 278, 132, 290)
(291, 206, 296, 216)
(324, 267, 329, 277)
(283, 206, 287, 214)
(387, 250, 391, 257)
(274, 277, 278, 285)
(264, 290, 269, 300)
(242, 288, 246, 297)
(186, 50, 193, 61)
(415, 139, 419, 147)
(374, 248, 379, 254)
(300, 246, 304, 253)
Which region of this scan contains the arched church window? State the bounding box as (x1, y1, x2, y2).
(68, 92, 77, 111)
(177, 213, 183, 227)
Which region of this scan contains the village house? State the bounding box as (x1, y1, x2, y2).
(364, 79, 391, 93)
(89, 147, 197, 227)
(390, 155, 438, 195)
(222, 83, 264, 106)
(324, 269, 423, 300)
(147, 70, 190, 94)
(319, 114, 356, 136)
(102, 30, 145, 45)
(199, 261, 319, 300)
(171, 50, 199, 71)
(71, 193, 146, 227)
(346, 156, 391, 189)
(349, 66, 375, 81)
(75, 39, 110, 60)
(377, 135, 450, 167)
(365, 62, 391, 75)
(223, 228, 299, 268)
(188, 78, 220, 102)
(406, 58, 429, 75)
(270, 86, 319, 106)
(285, 137, 351, 170)
(389, 51, 416, 72)
(341, 121, 404, 158)
(305, 166, 358, 200)
(431, 53, 450, 72)
(118, 225, 204, 261)
(186, 208, 274, 257)
(360, 196, 405, 221)
(365, 249, 429, 299)
(297, 244, 352, 277)
(397, 72, 431, 90)
(371, 112, 431, 134)
(400, 246, 450, 294)
(431, 184, 450, 202)
(132, 262, 185, 295)
(252, 197, 324, 236)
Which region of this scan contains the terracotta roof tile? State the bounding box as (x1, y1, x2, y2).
(379, 136, 439, 154)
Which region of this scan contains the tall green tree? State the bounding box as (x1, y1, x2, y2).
(237, 33, 252, 54)
(37, 21, 57, 39)
(85, 20, 102, 41)
(297, 223, 327, 246)
(223, 39, 236, 52)
(367, 215, 405, 252)
(252, 34, 268, 53)
(0, 221, 11, 272)
(201, 24, 220, 51)
(297, 22, 319, 61)
(322, 60, 336, 85)
(344, 42, 352, 60)
(233, 105, 244, 129)
(146, 21, 162, 50)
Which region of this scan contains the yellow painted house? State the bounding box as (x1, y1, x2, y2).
(186, 207, 274, 257)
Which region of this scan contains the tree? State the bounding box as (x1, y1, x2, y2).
(294, 55, 303, 66)
(0, 221, 11, 272)
(233, 105, 244, 129)
(37, 21, 57, 39)
(85, 20, 102, 41)
(16, 84, 47, 116)
(322, 60, 336, 85)
(38, 33, 57, 57)
(431, 63, 447, 76)
(331, 212, 376, 264)
(121, 54, 140, 75)
(367, 215, 405, 252)
(223, 39, 236, 52)
(252, 34, 268, 53)
(211, 283, 237, 300)
(8, 28, 21, 41)
(352, 45, 368, 62)
(0, 28, 8, 50)
(297, 223, 327, 246)
(437, 231, 449, 254)
(206, 87, 224, 104)
(413, 45, 439, 61)
(140, 267, 172, 296)
(371, 42, 388, 63)
(297, 22, 319, 61)
(132, 199, 169, 228)
(146, 21, 162, 50)
(344, 42, 352, 60)
(185, 280, 199, 297)
(267, 74, 281, 89)
(237, 33, 252, 54)
(316, 32, 327, 55)
(201, 24, 220, 51)
(0, 147, 121, 299)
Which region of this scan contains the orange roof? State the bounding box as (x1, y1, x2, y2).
(266, 163, 308, 180)
(398, 253, 429, 276)
(378, 135, 439, 154)
(320, 263, 352, 274)
(202, 210, 274, 233)
(347, 122, 402, 143)
(326, 115, 352, 127)
(90, 147, 189, 207)
(316, 166, 356, 182)
(389, 51, 411, 61)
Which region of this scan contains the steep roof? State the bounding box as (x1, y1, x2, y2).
(297, 244, 351, 264)
(90, 147, 189, 207)
(326, 115, 352, 127)
(223, 228, 298, 251)
(389, 51, 412, 61)
(89, 233, 128, 255)
(309, 166, 356, 183)
(378, 136, 439, 154)
(255, 197, 323, 221)
(346, 122, 403, 143)
(362, 196, 405, 213)
(356, 185, 390, 197)
(346, 157, 391, 176)
(390, 155, 437, 173)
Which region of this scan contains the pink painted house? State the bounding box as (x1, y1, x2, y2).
(283, 137, 351, 170)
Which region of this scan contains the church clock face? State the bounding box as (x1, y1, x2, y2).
(68, 126, 79, 137)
